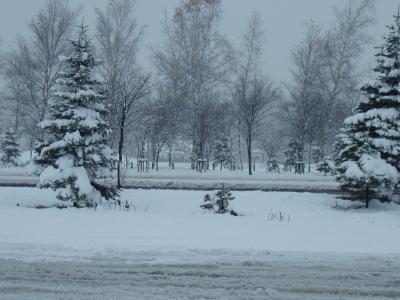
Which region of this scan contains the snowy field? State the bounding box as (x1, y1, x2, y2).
(2, 187, 400, 256)
(1, 188, 400, 299)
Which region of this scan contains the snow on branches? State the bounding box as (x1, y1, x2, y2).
(35, 24, 119, 208)
(336, 13, 400, 207)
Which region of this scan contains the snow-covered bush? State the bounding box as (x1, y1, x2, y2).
(215, 186, 235, 214)
(1, 128, 21, 167)
(35, 24, 119, 208)
(200, 194, 214, 211)
(200, 191, 238, 215)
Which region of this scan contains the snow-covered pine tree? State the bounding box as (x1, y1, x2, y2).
(284, 139, 300, 172)
(1, 128, 21, 166)
(35, 24, 119, 208)
(215, 186, 235, 214)
(359, 12, 400, 174)
(213, 134, 231, 171)
(317, 158, 334, 176)
(266, 158, 280, 173)
(336, 13, 400, 207)
(200, 193, 214, 211)
(335, 121, 397, 207)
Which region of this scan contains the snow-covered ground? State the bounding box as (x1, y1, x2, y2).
(0, 162, 339, 192)
(1, 254, 400, 300)
(1, 187, 399, 257)
(1, 188, 400, 299)
(1, 187, 400, 299)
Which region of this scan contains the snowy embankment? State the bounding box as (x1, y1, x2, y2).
(0, 187, 399, 261)
(0, 164, 339, 192)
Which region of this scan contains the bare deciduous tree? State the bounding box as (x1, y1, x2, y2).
(155, 0, 231, 171)
(284, 0, 375, 171)
(145, 88, 172, 171)
(233, 13, 279, 175)
(284, 21, 325, 171)
(2, 0, 78, 154)
(96, 0, 150, 187)
(318, 0, 375, 156)
(29, 0, 79, 127)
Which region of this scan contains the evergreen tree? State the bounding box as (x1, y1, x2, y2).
(213, 134, 231, 171)
(1, 128, 21, 166)
(336, 123, 397, 207)
(215, 186, 235, 214)
(284, 139, 301, 171)
(316, 158, 334, 176)
(336, 13, 400, 207)
(35, 24, 119, 208)
(359, 12, 400, 173)
(266, 159, 280, 173)
(200, 194, 214, 211)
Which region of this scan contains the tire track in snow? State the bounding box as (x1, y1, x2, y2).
(1, 256, 399, 299)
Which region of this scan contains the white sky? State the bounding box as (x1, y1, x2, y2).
(0, 0, 398, 83)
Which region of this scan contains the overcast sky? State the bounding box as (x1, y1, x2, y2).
(0, 0, 398, 83)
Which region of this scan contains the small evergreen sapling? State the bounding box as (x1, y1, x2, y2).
(200, 194, 214, 210)
(213, 133, 236, 171)
(1, 128, 21, 167)
(317, 159, 334, 176)
(266, 159, 280, 173)
(213, 135, 229, 170)
(215, 186, 235, 214)
(284, 139, 301, 172)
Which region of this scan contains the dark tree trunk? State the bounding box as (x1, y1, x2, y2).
(151, 143, 156, 170)
(365, 185, 370, 209)
(156, 149, 160, 171)
(247, 131, 252, 176)
(168, 145, 173, 169)
(191, 138, 196, 170)
(308, 142, 312, 173)
(117, 115, 125, 189)
(30, 138, 34, 160)
(238, 119, 244, 170)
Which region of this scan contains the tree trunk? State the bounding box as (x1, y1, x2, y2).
(156, 149, 160, 171)
(117, 115, 125, 189)
(308, 142, 312, 173)
(365, 185, 370, 209)
(30, 138, 34, 160)
(191, 139, 196, 170)
(238, 128, 243, 170)
(151, 142, 156, 170)
(168, 145, 173, 169)
(319, 137, 326, 162)
(246, 131, 252, 176)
